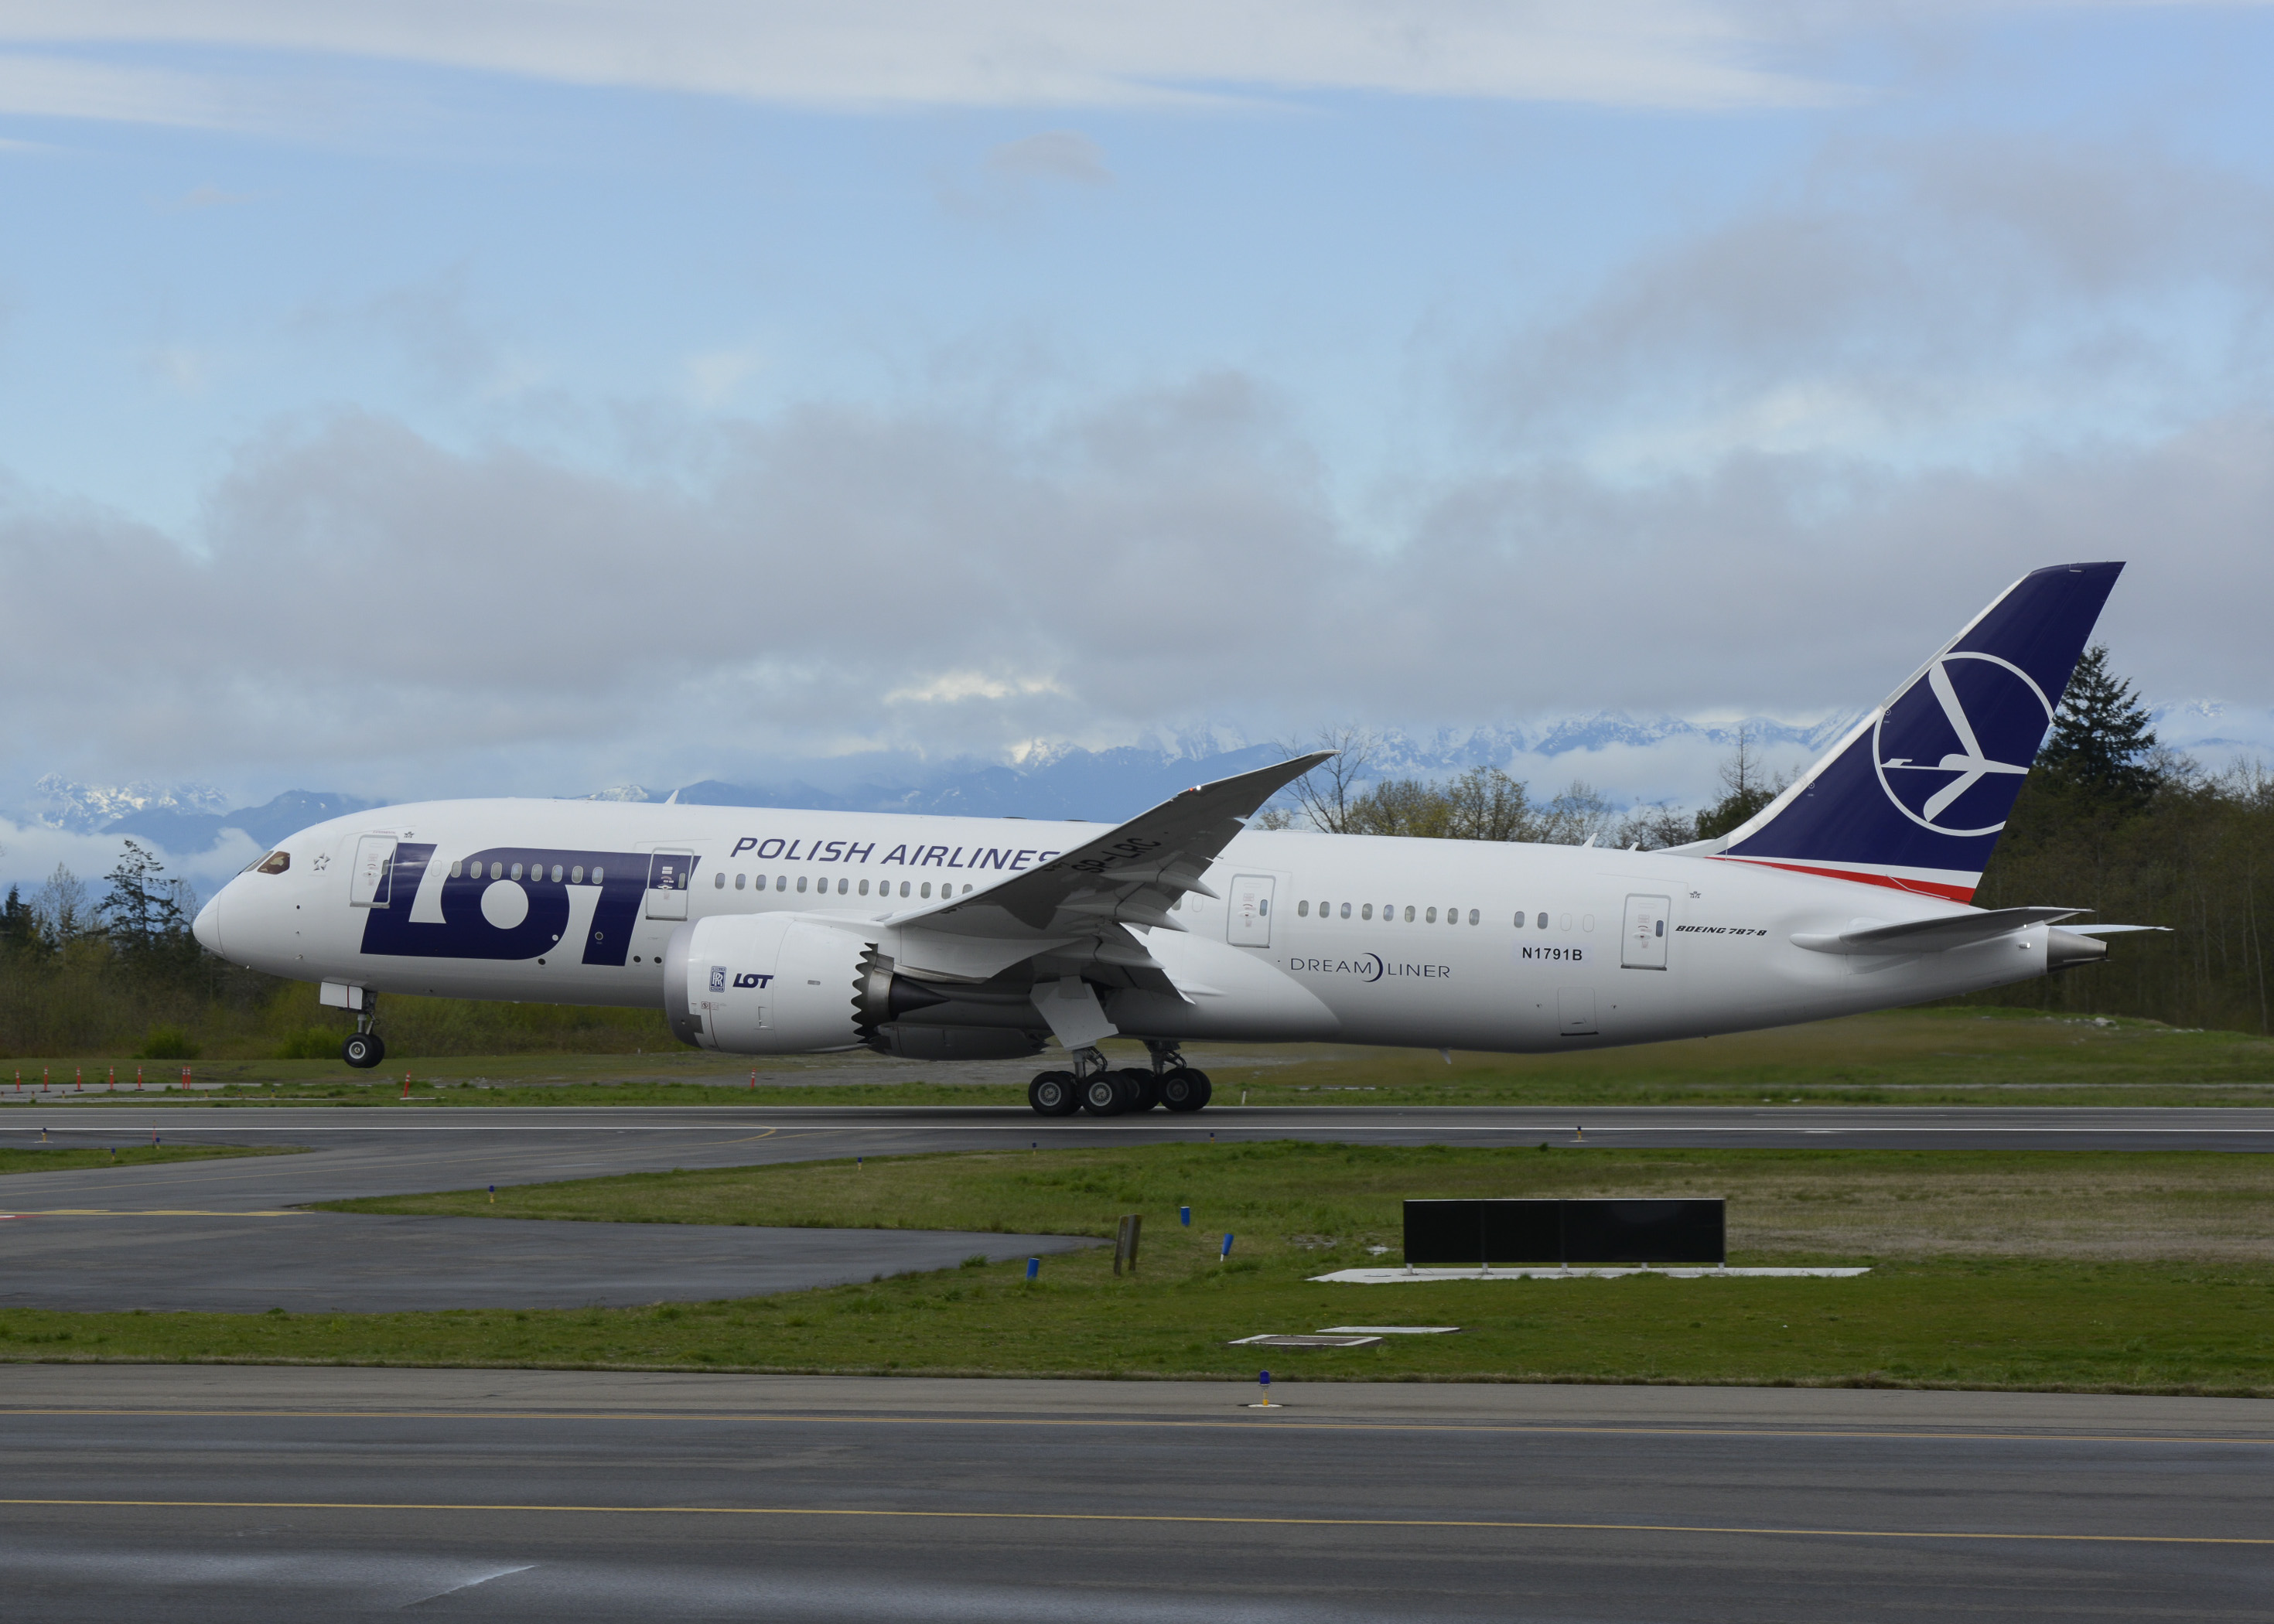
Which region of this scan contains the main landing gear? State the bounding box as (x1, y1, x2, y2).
(342, 996, 385, 1069)
(1026, 1041, 1211, 1117)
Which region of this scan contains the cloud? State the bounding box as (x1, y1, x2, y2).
(988, 131, 1110, 186)
(2, 378, 2268, 807)
(1, 3, 1843, 115)
(0, 814, 260, 904)
(1477, 134, 2274, 473)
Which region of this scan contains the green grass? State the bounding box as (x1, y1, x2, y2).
(9, 1142, 2271, 1394)
(0, 1143, 295, 1175)
(5, 1005, 2272, 1109)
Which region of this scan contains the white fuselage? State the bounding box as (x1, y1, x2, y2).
(197, 800, 2058, 1054)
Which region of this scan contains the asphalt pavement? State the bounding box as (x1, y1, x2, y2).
(3, 1366, 2269, 1622)
(5, 1103, 2268, 1314)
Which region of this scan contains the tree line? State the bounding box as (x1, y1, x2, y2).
(1271, 650, 2272, 1035)
(0, 840, 670, 1061)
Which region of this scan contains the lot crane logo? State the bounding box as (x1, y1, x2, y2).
(1873, 651, 2054, 837)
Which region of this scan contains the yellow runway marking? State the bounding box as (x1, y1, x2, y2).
(0, 1496, 2264, 1544)
(1, 1408, 2267, 1448)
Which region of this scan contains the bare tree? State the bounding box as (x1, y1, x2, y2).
(1532, 781, 1617, 845)
(1614, 803, 1698, 851)
(1274, 725, 1378, 833)
(1443, 766, 1532, 841)
(31, 863, 90, 945)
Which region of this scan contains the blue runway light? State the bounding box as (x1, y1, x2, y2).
(1180, 1206, 1191, 1227)
(1026, 1257, 1040, 1281)
(1221, 1233, 1234, 1261)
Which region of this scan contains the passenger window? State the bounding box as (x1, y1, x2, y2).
(1403, 905, 1415, 923)
(591, 867, 605, 885)
(1298, 901, 1310, 917)
(1536, 911, 1547, 929)
(797, 876, 808, 893)
(920, 882, 933, 899)
(1361, 904, 1373, 920)
(839, 878, 850, 895)
(510, 862, 524, 881)
(776, 875, 787, 891)
(1426, 907, 1437, 923)
(572, 865, 584, 883)
(713, 872, 724, 889)
(490, 861, 504, 881)
(1468, 908, 1479, 926)
(551, 865, 564, 883)
(859, 879, 869, 896)
(449, 860, 463, 879)
(900, 881, 911, 897)
(735, 873, 746, 890)
(1340, 902, 1351, 919)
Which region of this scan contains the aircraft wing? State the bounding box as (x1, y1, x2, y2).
(878, 752, 1327, 984)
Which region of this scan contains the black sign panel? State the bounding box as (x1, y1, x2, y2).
(1402, 1199, 1724, 1265)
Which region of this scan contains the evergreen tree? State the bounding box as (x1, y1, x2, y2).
(102, 839, 186, 956)
(0, 884, 32, 953)
(2037, 645, 2160, 810)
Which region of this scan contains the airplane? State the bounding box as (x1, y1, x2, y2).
(193, 561, 2156, 1116)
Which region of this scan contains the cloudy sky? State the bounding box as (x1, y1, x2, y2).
(2, 2, 2269, 834)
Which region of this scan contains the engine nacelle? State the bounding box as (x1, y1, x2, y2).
(664, 913, 872, 1054)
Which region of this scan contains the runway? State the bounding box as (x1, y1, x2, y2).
(2, 1366, 2268, 1621)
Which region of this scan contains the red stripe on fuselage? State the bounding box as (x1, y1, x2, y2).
(1709, 856, 1976, 904)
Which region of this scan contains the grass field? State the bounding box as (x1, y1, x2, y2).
(5, 1142, 2269, 1394)
(0, 1144, 294, 1176)
(3, 1005, 2272, 1109)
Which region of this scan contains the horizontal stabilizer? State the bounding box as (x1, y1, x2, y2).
(1791, 906, 2084, 956)
(2060, 923, 2173, 937)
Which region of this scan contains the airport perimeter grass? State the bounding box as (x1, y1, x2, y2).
(6, 1143, 2272, 1394)
(0, 1144, 292, 1175)
(4, 1006, 2273, 1108)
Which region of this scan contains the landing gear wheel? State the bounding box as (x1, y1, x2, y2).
(1028, 1071, 1080, 1116)
(1159, 1067, 1212, 1112)
(1080, 1070, 1132, 1115)
(342, 1032, 386, 1070)
(1118, 1068, 1162, 1112)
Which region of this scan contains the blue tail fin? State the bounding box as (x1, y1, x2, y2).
(1695, 562, 2123, 902)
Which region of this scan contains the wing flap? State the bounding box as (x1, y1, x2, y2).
(893, 752, 1327, 951)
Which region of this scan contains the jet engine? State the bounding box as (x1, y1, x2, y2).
(662, 913, 1046, 1059)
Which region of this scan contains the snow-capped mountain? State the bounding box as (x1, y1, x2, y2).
(29, 775, 229, 835)
(13, 700, 2265, 873)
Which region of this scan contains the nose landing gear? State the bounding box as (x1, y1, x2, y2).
(341, 992, 385, 1069)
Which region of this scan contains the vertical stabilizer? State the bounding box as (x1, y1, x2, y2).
(1686, 562, 2123, 902)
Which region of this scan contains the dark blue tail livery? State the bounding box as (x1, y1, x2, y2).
(1706, 563, 2123, 901)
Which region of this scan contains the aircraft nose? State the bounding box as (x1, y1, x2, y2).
(193, 892, 225, 957)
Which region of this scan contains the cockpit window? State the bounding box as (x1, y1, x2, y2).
(249, 850, 289, 875)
